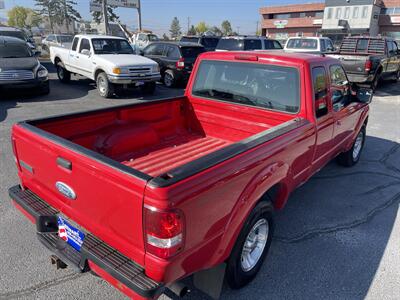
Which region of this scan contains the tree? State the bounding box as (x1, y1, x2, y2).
(35, 0, 58, 33)
(59, 0, 81, 33)
(91, 0, 119, 24)
(8, 6, 40, 30)
(195, 22, 208, 35)
(187, 25, 196, 36)
(169, 17, 181, 40)
(210, 26, 222, 36)
(221, 20, 232, 36)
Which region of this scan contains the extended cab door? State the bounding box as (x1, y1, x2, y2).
(75, 38, 94, 78)
(66, 37, 80, 73)
(310, 66, 336, 171)
(328, 64, 362, 148)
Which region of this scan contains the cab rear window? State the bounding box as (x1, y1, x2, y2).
(181, 47, 205, 58)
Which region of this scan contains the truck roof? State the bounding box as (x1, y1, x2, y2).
(73, 34, 126, 40)
(199, 50, 338, 65)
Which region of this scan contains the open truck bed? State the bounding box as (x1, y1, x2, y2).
(23, 96, 298, 186)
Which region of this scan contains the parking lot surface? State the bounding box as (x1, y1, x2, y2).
(0, 64, 399, 299)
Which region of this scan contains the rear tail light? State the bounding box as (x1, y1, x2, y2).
(364, 60, 372, 72)
(144, 206, 184, 259)
(176, 58, 185, 69)
(11, 137, 21, 171)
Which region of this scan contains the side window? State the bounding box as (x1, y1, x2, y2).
(326, 39, 334, 51)
(244, 39, 262, 50)
(79, 38, 90, 53)
(47, 35, 55, 41)
(312, 67, 328, 118)
(320, 40, 326, 52)
(71, 37, 79, 51)
(273, 41, 282, 49)
(329, 65, 351, 111)
(143, 44, 157, 55)
(166, 45, 180, 59)
(153, 44, 165, 56)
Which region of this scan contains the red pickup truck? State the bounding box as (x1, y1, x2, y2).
(9, 51, 371, 299)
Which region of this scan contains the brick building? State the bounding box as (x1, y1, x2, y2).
(260, 0, 400, 44)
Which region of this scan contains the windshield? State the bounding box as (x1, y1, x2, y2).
(181, 37, 200, 43)
(0, 42, 32, 58)
(192, 60, 300, 113)
(92, 38, 134, 54)
(286, 38, 318, 49)
(201, 37, 219, 48)
(181, 47, 205, 58)
(57, 35, 73, 43)
(0, 31, 27, 41)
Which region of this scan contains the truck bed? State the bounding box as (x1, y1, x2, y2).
(24, 96, 296, 182)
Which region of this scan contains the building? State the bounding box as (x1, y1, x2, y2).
(260, 3, 325, 43)
(260, 0, 400, 44)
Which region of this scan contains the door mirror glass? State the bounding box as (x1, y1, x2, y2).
(356, 88, 373, 104)
(81, 49, 91, 56)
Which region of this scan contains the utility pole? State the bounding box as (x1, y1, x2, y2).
(187, 17, 190, 34)
(137, 0, 142, 31)
(102, 0, 109, 35)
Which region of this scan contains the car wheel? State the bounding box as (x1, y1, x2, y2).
(56, 63, 71, 83)
(163, 70, 176, 88)
(96, 72, 114, 98)
(392, 69, 400, 83)
(226, 201, 274, 289)
(371, 72, 381, 91)
(140, 82, 156, 94)
(337, 126, 366, 167)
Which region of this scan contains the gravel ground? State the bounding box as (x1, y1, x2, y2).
(0, 64, 399, 299)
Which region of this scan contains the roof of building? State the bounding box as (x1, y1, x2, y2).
(260, 2, 325, 14)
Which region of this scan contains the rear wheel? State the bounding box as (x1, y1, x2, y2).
(96, 72, 114, 98)
(392, 68, 400, 83)
(56, 62, 71, 83)
(371, 71, 381, 91)
(226, 201, 274, 289)
(163, 70, 176, 88)
(337, 126, 366, 167)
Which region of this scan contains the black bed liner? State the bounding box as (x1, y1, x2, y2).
(18, 98, 309, 188)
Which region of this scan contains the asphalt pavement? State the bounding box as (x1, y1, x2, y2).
(0, 64, 399, 300)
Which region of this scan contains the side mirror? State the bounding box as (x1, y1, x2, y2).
(34, 50, 41, 57)
(356, 88, 373, 104)
(81, 49, 91, 56)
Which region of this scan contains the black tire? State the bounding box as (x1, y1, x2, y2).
(371, 71, 381, 91)
(226, 200, 274, 289)
(392, 68, 400, 83)
(56, 62, 71, 83)
(337, 126, 366, 167)
(140, 82, 156, 94)
(96, 72, 114, 98)
(163, 70, 176, 88)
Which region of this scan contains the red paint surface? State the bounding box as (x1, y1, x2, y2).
(12, 51, 369, 294)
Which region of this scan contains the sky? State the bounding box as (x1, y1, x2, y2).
(1, 0, 322, 35)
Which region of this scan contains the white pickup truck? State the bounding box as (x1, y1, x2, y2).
(50, 34, 161, 98)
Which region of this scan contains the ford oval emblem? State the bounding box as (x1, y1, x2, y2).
(55, 181, 76, 200)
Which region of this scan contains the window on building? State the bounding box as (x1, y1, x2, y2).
(274, 13, 290, 19)
(353, 6, 359, 18)
(336, 7, 342, 19)
(327, 8, 333, 19)
(344, 7, 350, 19)
(315, 11, 324, 18)
(362, 6, 369, 18)
(300, 12, 306, 18)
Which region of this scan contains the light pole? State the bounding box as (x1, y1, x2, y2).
(102, 0, 109, 35)
(137, 0, 142, 31)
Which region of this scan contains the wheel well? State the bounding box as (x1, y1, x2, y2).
(376, 66, 383, 75)
(94, 69, 105, 80)
(54, 57, 61, 65)
(259, 183, 283, 208)
(364, 116, 369, 126)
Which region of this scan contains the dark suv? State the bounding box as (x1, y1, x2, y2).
(180, 35, 220, 51)
(143, 42, 205, 87)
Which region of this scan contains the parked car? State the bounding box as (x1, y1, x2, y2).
(0, 26, 36, 49)
(329, 36, 400, 90)
(180, 35, 220, 51)
(42, 34, 74, 51)
(284, 37, 335, 54)
(142, 42, 205, 87)
(131, 32, 159, 54)
(9, 50, 371, 300)
(216, 36, 282, 51)
(50, 34, 161, 97)
(0, 36, 49, 95)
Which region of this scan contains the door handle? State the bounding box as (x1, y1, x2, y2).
(76, 55, 79, 58)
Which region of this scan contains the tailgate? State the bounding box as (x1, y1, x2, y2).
(12, 123, 149, 266)
(335, 54, 369, 74)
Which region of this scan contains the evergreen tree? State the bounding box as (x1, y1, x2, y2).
(35, 0, 57, 32)
(60, 0, 81, 33)
(169, 17, 181, 40)
(162, 33, 170, 41)
(91, 0, 119, 24)
(187, 25, 196, 35)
